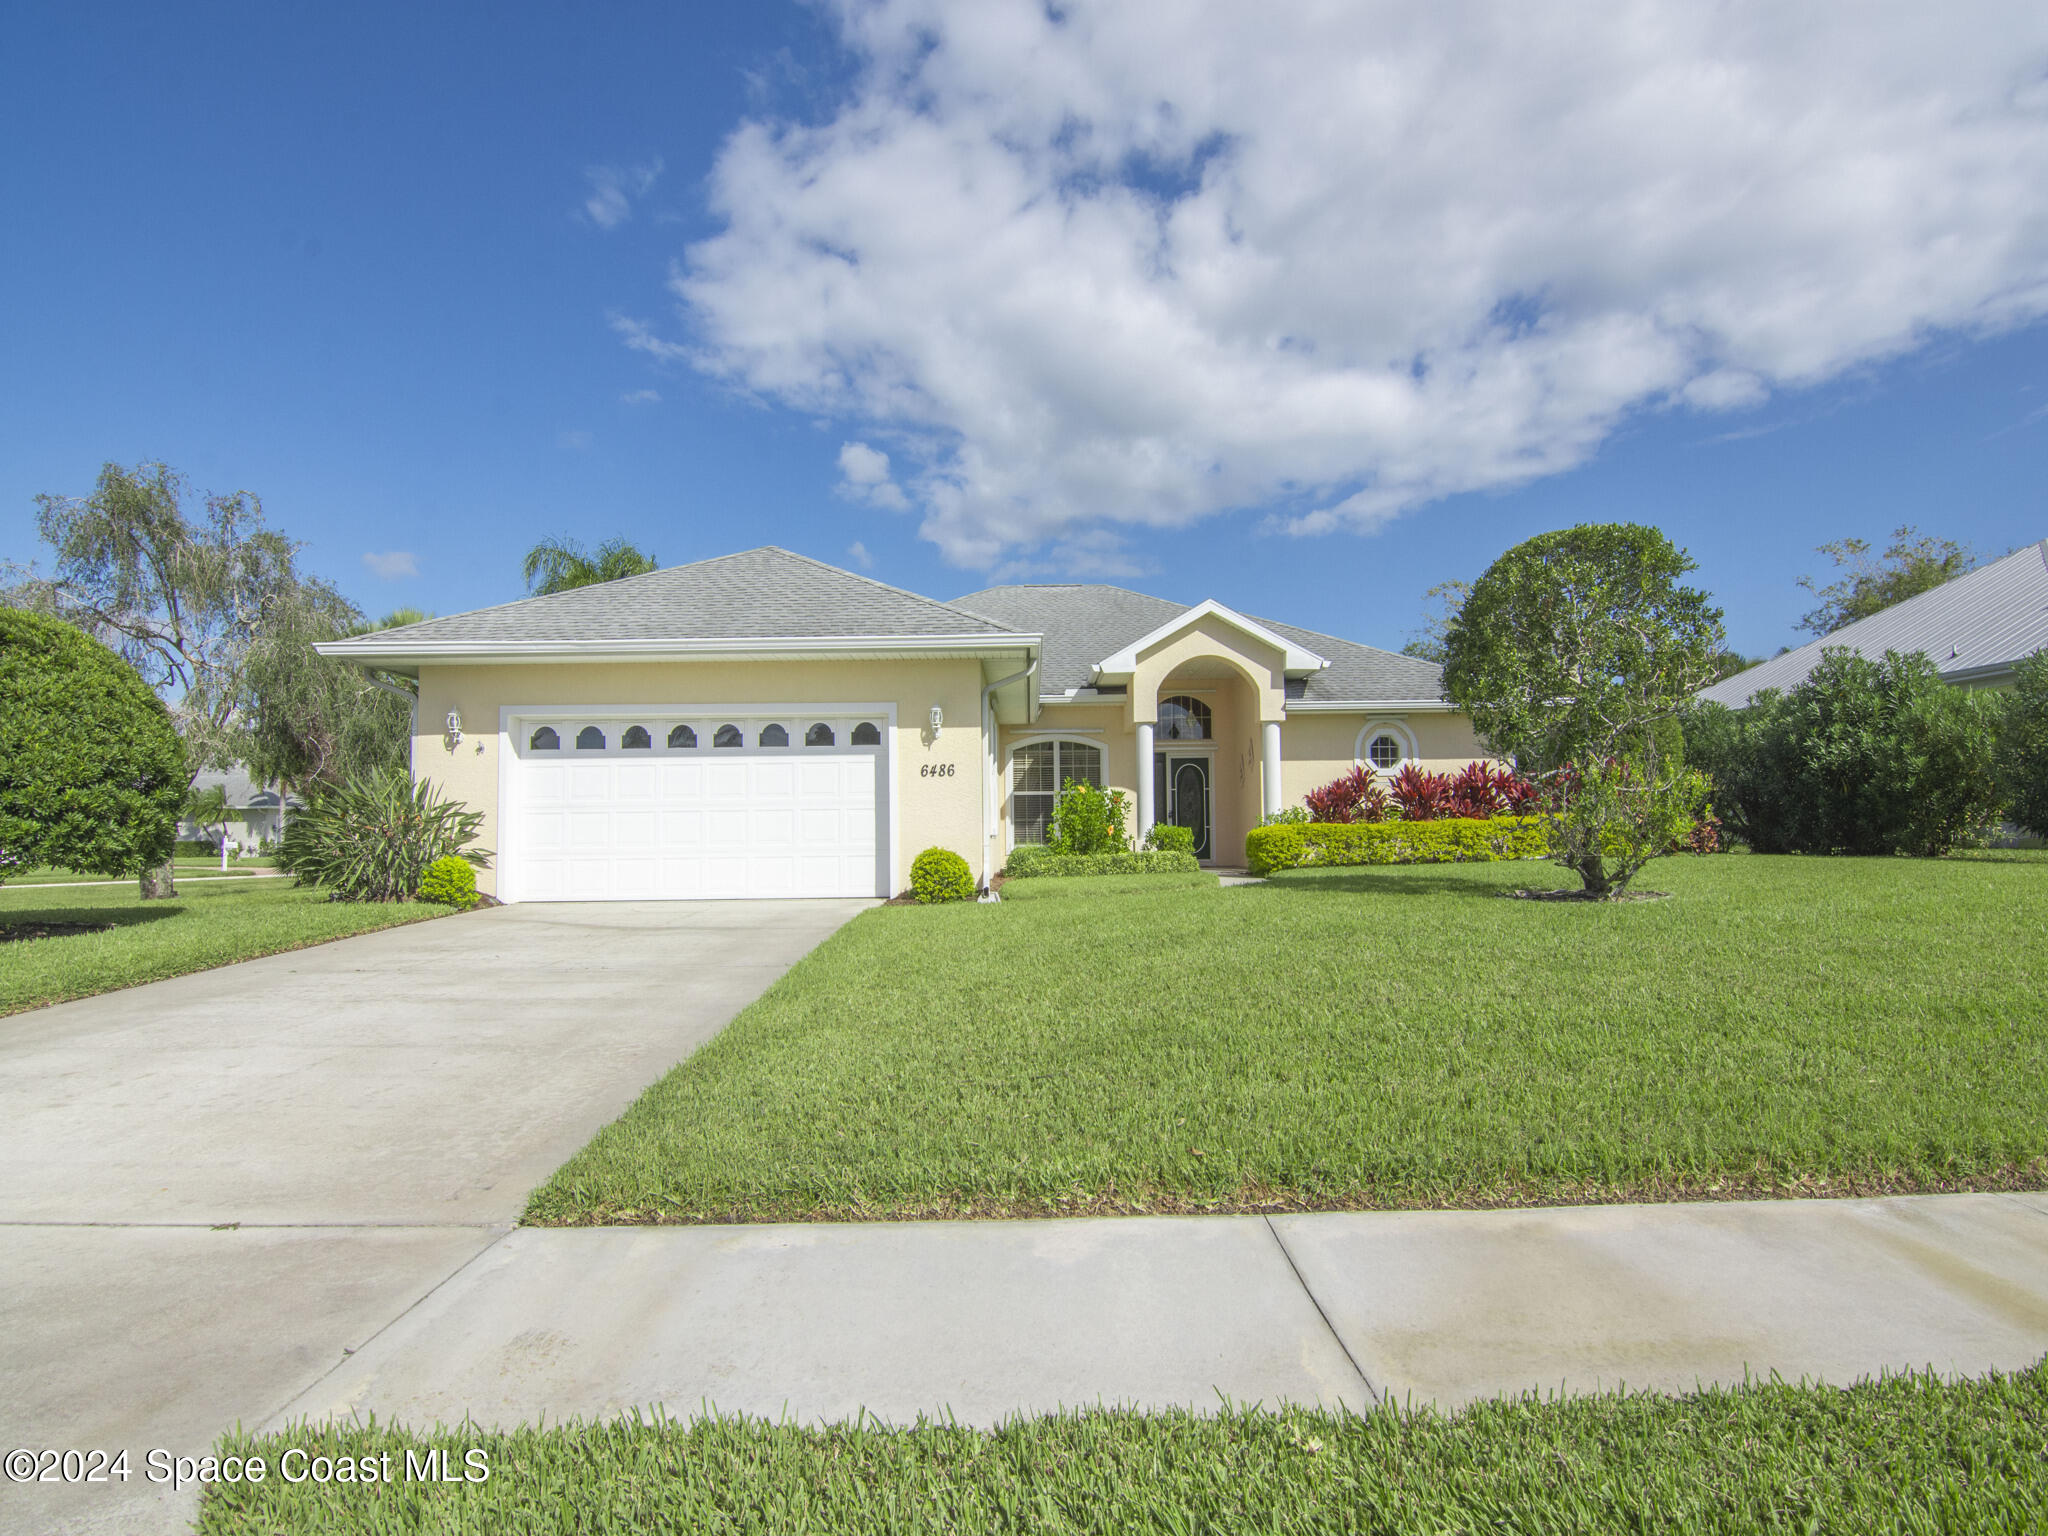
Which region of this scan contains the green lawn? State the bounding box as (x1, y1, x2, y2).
(6, 861, 281, 886)
(529, 854, 2048, 1225)
(0, 876, 451, 1015)
(198, 1361, 2048, 1534)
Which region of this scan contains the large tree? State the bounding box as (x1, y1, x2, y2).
(1798, 525, 1974, 637)
(7, 461, 303, 895)
(242, 588, 417, 797)
(1997, 650, 2048, 840)
(1399, 579, 1470, 664)
(521, 535, 658, 595)
(1441, 523, 1723, 898)
(0, 609, 187, 886)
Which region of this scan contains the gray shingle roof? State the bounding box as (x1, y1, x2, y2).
(333, 547, 1022, 648)
(1699, 538, 2048, 707)
(951, 584, 1447, 704)
(950, 584, 1189, 693)
(1248, 615, 1448, 705)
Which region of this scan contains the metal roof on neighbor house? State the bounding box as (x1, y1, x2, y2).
(323, 547, 1027, 652)
(1699, 538, 2048, 708)
(951, 584, 1448, 705)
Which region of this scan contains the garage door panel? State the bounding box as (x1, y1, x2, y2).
(512, 716, 885, 901)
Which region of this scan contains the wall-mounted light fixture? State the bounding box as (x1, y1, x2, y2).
(928, 705, 943, 738)
(444, 709, 463, 749)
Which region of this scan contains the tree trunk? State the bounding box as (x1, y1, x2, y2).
(1574, 854, 1611, 899)
(140, 858, 177, 899)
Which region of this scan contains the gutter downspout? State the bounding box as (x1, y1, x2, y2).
(980, 657, 1036, 887)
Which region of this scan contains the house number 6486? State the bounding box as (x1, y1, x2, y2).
(920, 763, 955, 778)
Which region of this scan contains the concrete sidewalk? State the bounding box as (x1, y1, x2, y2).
(278, 1192, 2048, 1433)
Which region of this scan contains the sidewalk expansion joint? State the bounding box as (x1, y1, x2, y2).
(1262, 1215, 1380, 1404)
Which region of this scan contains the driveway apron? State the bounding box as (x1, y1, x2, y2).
(0, 899, 868, 1536)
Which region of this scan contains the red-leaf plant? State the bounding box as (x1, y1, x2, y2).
(1386, 763, 1454, 820)
(1304, 765, 1390, 824)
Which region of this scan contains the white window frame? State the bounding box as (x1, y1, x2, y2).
(1006, 736, 1108, 851)
(1354, 719, 1417, 773)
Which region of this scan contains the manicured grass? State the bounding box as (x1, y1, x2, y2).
(0, 877, 450, 1015)
(6, 861, 281, 886)
(530, 855, 2047, 1224)
(997, 870, 1221, 902)
(199, 1360, 2048, 1534)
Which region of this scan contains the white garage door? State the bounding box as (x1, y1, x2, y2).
(506, 711, 887, 901)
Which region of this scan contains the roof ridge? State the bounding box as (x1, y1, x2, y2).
(757, 546, 1018, 634)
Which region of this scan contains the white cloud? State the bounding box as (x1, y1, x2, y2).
(583, 158, 664, 230)
(621, 388, 662, 405)
(845, 540, 875, 569)
(835, 439, 909, 509)
(658, 0, 2048, 569)
(558, 428, 594, 450)
(362, 550, 418, 580)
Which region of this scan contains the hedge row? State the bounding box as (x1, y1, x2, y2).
(1244, 815, 1546, 876)
(1003, 847, 1203, 879)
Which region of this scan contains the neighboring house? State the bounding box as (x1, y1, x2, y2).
(318, 547, 1483, 902)
(177, 766, 299, 852)
(1700, 538, 2048, 709)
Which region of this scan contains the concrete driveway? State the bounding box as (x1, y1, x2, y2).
(0, 899, 868, 1536)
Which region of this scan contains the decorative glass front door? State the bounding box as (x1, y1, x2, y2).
(1154, 755, 1212, 860)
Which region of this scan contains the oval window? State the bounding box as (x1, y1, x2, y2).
(576, 726, 606, 750)
(759, 723, 790, 747)
(851, 721, 881, 746)
(622, 725, 652, 749)
(714, 724, 743, 748)
(805, 723, 835, 747)
(1368, 734, 1402, 769)
(668, 724, 697, 749)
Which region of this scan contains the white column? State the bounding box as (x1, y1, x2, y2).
(1135, 721, 1155, 844)
(1261, 720, 1283, 818)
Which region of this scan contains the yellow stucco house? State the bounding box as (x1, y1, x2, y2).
(319, 547, 1483, 901)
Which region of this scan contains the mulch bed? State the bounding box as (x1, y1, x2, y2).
(0, 921, 115, 944)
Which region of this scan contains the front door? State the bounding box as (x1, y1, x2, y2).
(1154, 755, 1212, 860)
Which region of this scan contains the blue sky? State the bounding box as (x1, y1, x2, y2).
(4, 1, 2045, 661)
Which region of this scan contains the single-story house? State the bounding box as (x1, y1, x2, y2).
(1700, 537, 2048, 709)
(318, 547, 1482, 901)
(177, 766, 298, 853)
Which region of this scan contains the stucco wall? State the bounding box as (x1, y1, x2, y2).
(415, 657, 992, 896)
(1277, 711, 1491, 809)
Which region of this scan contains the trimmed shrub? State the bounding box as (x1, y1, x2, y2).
(910, 846, 975, 904)
(1998, 650, 2048, 838)
(175, 838, 224, 858)
(1143, 822, 1196, 854)
(279, 768, 490, 901)
(0, 608, 186, 883)
(1046, 778, 1131, 854)
(417, 854, 479, 910)
(1686, 650, 2003, 856)
(1004, 847, 1202, 878)
(1245, 816, 1547, 876)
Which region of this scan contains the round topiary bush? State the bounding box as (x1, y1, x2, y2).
(910, 846, 974, 904)
(416, 854, 478, 910)
(0, 608, 187, 882)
